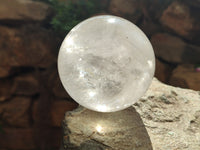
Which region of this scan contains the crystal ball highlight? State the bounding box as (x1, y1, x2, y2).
(58, 15, 155, 112)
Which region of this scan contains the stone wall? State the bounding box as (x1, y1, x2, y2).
(0, 0, 200, 150)
(0, 0, 78, 149)
(108, 0, 200, 90)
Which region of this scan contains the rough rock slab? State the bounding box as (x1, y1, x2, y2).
(151, 33, 200, 64)
(109, 0, 142, 23)
(139, 21, 162, 37)
(62, 78, 200, 150)
(160, 1, 200, 42)
(134, 78, 200, 150)
(0, 96, 31, 127)
(0, 26, 59, 72)
(154, 59, 172, 83)
(141, 0, 173, 20)
(0, 0, 52, 23)
(33, 100, 78, 127)
(169, 64, 200, 91)
(62, 107, 153, 150)
(12, 74, 39, 96)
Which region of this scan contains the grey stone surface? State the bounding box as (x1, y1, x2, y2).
(62, 107, 153, 150)
(134, 78, 200, 150)
(62, 78, 200, 150)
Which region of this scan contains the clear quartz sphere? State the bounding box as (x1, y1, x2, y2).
(58, 15, 155, 112)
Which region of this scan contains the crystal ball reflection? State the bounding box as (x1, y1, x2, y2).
(58, 15, 155, 112)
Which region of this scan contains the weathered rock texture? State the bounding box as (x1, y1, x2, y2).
(33, 101, 78, 127)
(0, 0, 200, 149)
(134, 78, 200, 150)
(109, 0, 142, 23)
(0, 97, 31, 127)
(12, 74, 39, 96)
(160, 1, 200, 42)
(63, 78, 200, 150)
(169, 64, 200, 91)
(154, 59, 173, 83)
(151, 33, 200, 64)
(0, 26, 59, 70)
(62, 107, 153, 150)
(0, 0, 52, 23)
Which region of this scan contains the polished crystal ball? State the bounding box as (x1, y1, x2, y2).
(58, 15, 155, 112)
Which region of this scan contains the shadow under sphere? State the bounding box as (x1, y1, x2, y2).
(61, 106, 153, 150)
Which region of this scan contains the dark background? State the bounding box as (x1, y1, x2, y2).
(0, 0, 200, 149)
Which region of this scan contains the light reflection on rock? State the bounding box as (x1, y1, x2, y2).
(62, 106, 152, 150)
